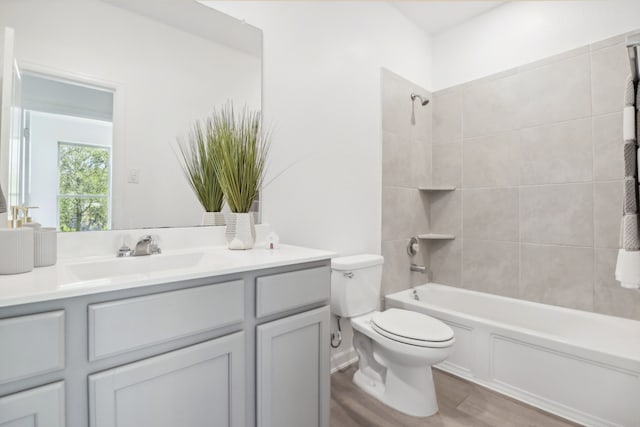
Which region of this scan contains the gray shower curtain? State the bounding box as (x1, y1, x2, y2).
(616, 75, 640, 288)
(621, 76, 639, 250)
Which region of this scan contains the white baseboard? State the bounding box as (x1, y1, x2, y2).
(330, 347, 358, 373)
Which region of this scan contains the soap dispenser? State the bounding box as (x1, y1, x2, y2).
(8, 205, 21, 228)
(20, 206, 41, 228)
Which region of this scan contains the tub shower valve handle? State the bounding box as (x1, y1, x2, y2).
(407, 237, 419, 256)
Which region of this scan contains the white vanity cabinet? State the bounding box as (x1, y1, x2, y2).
(0, 259, 331, 427)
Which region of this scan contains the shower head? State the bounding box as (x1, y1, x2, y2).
(410, 93, 430, 106)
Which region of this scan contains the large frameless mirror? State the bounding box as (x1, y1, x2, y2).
(0, 0, 262, 231)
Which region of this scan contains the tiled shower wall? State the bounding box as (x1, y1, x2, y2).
(429, 33, 640, 320)
(381, 69, 432, 299)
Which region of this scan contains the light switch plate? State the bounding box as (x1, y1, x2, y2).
(128, 169, 140, 184)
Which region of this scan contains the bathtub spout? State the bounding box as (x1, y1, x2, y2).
(410, 264, 426, 273)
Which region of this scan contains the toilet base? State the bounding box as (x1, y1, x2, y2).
(353, 363, 439, 418)
(353, 368, 385, 401)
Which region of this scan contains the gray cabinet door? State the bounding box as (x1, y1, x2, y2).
(257, 306, 330, 427)
(89, 332, 245, 427)
(0, 382, 65, 427)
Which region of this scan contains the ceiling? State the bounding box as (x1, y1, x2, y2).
(390, 1, 507, 35)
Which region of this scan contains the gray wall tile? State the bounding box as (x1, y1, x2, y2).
(411, 243, 430, 287)
(518, 46, 589, 73)
(463, 131, 520, 188)
(411, 103, 433, 143)
(463, 72, 521, 138)
(432, 142, 462, 187)
(430, 190, 462, 236)
(383, 33, 637, 321)
(519, 54, 591, 128)
(463, 188, 519, 242)
(429, 239, 462, 286)
(411, 138, 431, 187)
(519, 118, 593, 185)
(593, 112, 624, 181)
(594, 181, 623, 249)
(381, 69, 413, 139)
(520, 244, 594, 311)
(590, 33, 627, 51)
(381, 239, 413, 297)
(381, 69, 432, 296)
(381, 186, 414, 241)
(591, 43, 629, 116)
(411, 190, 430, 236)
(520, 184, 593, 246)
(462, 239, 519, 297)
(382, 131, 412, 187)
(433, 89, 462, 144)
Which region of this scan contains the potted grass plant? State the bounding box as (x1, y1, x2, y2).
(210, 102, 269, 250)
(178, 119, 225, 226)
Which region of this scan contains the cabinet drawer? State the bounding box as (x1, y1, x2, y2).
(89, 280, 244, 360)
(256, 266, 330, 318)
(0, 381, 65, 426)
(0, 311, 65, 384)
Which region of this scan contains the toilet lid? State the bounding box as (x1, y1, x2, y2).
(371, 308, 454, 346)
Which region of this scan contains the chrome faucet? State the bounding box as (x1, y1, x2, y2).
(133, 235, 161, 256)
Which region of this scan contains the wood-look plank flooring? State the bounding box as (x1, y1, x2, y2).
(331, 365, 582, 427)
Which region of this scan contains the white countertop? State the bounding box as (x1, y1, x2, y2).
(0, 244, 335, 308)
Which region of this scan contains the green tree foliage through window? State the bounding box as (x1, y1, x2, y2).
(58, 143, 110, 232)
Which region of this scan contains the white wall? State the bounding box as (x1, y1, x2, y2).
(433, 0, 640, 90)
(206, 1, 432, 369)
(0, 0, 260, 229)
(206, 1, 432, 256)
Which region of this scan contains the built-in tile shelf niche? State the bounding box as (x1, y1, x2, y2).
(418, 233, 456, 240)
(417, 187, 456, 240)
(418, 186, 456, 191)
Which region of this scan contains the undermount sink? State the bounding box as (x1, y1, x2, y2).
(64, 251, 207, 283)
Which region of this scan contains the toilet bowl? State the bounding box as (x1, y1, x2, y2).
(330, 255, 455, 417)
(351, 310, 454, 417)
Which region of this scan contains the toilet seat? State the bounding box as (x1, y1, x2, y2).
(371, 308, 454, 348)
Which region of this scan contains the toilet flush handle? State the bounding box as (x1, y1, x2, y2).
(343, 271, 354, 278)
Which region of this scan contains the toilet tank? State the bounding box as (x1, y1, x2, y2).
(331, 254, 384, 317)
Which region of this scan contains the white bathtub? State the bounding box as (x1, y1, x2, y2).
(385, 283, 640, 427)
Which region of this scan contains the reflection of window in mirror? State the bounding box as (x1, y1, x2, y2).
(10, 72, 114, 230)
(58, 141, 111, 231)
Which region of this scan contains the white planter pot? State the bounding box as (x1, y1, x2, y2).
(202, 211, 226, 226)
(34, 228, 57, 267)
(225, 212, 255, 250)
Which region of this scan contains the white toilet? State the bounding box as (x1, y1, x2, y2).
(331, 254, 455, 417)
